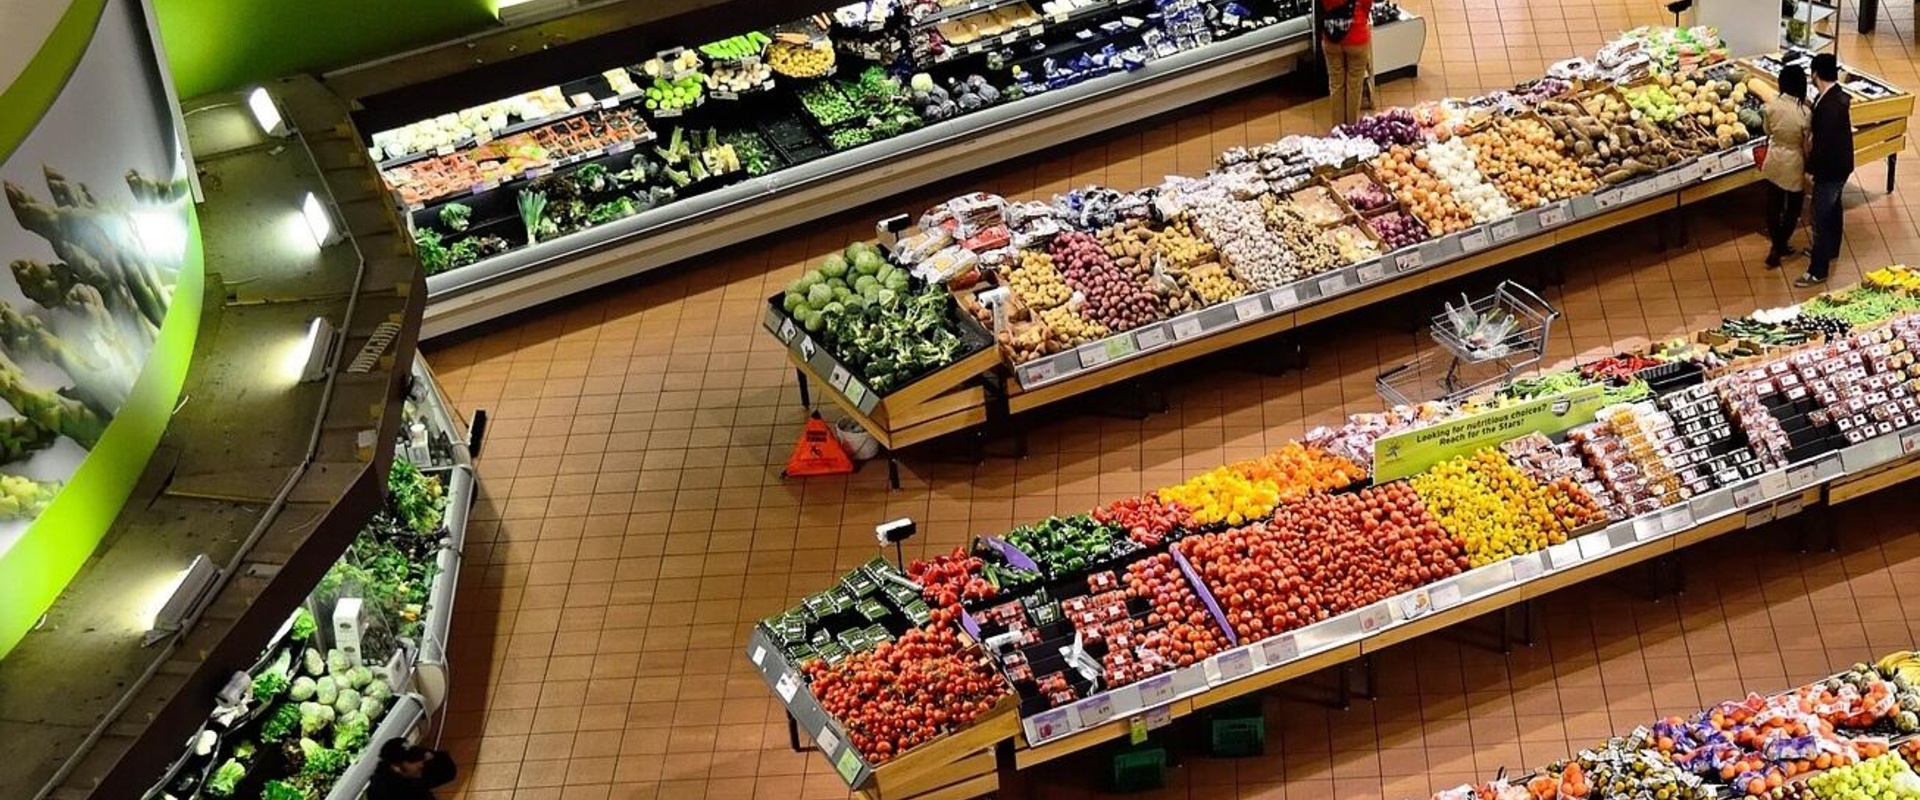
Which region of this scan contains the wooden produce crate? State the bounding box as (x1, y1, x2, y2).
(856, 693, 1018, 800)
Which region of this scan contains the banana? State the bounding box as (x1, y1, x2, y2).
(1876, 650, 1914, 672)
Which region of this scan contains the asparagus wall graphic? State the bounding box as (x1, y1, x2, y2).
(0, 167, 186, 521)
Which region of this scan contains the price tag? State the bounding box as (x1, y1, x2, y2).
(524, 166, 551, 180)
(834, 749, 862, 783)
(1104, 336, 1138, 361)
(1050, 11, 1070, 22)
(1595, 188, 1622, 208)
(1357, 261, 1386, 283)
(1134, 326, 1169, 349)
(1030, 708, 1072, 741)
(1222, 11, 1242, 25)
(1319, 272, 1351, 295)
(1145, 704, 1173, 730)
(609, 140, 635, 154)
(999, 32, 1018, 45)
(1508, 554, 1543, 584)
(1577, 532, 1611, 560)
(1731, 481, 1763, 508)
(816, 727, 841, 755)
(1546, 542, 1581, 570)
(712, 91, 739, 101)
(1396, 588, 1432, 620)
(827, 364, 851, 391)
(1394, 250, 1424, 272)
(1663, 506, 1694, 533)
(778, 317, 797, 343)
(1538, 203, 1569, 227)
(1208, 649, 1255, 683)
(1903, 429, 1920, 454)
(1076, 694, 1116, 727)
(1787, 464, 1818, 490)
(1359, 602, 1393, 633)
(1022, 358, 1059, 384)
(1490, 220, 1520, 243)
(798, 336, 817, 361)
(775, 672, 800, 701)
(751, 646, 767, 665)
(1259, 634, 1299, 665)
(845, 381, 868, 406)
(1079, 345, 1111, 369)
(1171, 316, 1203, 340)
(1459, 228, 1490, 252)
(1777, 496, 1806, 518)
(1233, 297, 1264, 321)
(1633, 514, 1666, 541)
(1758, 469, 1790, 499)
(1269, 286, 1299, 309)
(600, 96, 621, 110)
(1431, 581, 1464, 610)
(1137, 673, 1176, 706)
(435, 144, 456, 157)
(1745, 503, 1777, 529)
(473, 130, 494, 146)
(1129, 716, 1149, 744)
(656, 107, 683, 118)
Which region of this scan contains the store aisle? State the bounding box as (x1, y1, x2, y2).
(420, 0, 1920, 798)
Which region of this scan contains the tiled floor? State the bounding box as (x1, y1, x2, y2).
(419, 0, 1920, 798)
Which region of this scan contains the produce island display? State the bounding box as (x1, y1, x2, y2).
(142, 363, 475, 800)
(756, 42, 1911, 464)
(749, 268, 1920, 800)
(378, 0, 1324, 333)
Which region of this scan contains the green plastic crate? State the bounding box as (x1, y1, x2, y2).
(1107, 745, 1167, 793)
(1206, 702, 1265, 757)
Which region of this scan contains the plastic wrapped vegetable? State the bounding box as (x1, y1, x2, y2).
(333, 687, 362, 717)
(288, 676, 316, 702)
(344, 665, 372, 690)
(332, 711, 371, 751)
(326, 649, 350, 675)
(204, 759, 245, 798)
(315, 676, 338, 705)
(363, 677, 392, 702)
(298, 701, 334, 735)
(359, 695, 386, 721)
(302, 648, 324, 677)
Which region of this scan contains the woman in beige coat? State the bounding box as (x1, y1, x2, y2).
(1761, 65, 1811, 268)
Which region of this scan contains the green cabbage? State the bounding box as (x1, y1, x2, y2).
(205, 759, 245, 798)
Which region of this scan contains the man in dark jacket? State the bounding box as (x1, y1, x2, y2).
(1797, 53, 1853, 287)
(368, 738, 457, 800)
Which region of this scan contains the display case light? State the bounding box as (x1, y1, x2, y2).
(143, 554, 219, 646)
(301, 192, 338, 247)
(247, 87, 287, 137)
(299, 316, 338, 383)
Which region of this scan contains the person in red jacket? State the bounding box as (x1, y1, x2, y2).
(1321, 0, 1374, 126)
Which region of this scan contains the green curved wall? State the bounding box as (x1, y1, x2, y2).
(152, 0, 499, 100)
(0, 0, 205, 658)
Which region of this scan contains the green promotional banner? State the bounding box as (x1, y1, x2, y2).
(1372, 384, 1612, 483)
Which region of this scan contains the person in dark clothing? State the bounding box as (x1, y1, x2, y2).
(1797, 53, 1853, 287)
(367, 738, 457, 800)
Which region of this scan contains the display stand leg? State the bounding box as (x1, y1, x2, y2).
(1887, 154, 1898, 194)
(787, 712, 809, 752)
(1519, 601, 1535, 647)
(1363, 654, 1378, 701)
(1498, 606, 1512, 654)
(887, 457, 902, 491)
(1858, 0, 1878, 34)
(1336, 662, 1353, 710)
(1674, 206, 1691, 247)
(796, 369, 812, 410)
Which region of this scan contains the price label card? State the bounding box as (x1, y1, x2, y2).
(1546, 542, 1581, 570)
(1396, 588, 1432, 620)
(1105, 335, 1138, 361)
(1459, 228, 1491, 252)
(1137, 673, 1176, 706)
(775, 672, 800, 701)
(1234, 297, 1265, 321)
(1359, 602, 1394, 633)
(845, 381, 868, 406)
(1777, 496, 1806, 518)
(1022, 358, 1059, 384)
(999, 32, 1018, 44)
(1662, 506, 1694, 533)
(1145, 704, 1172, 730)
(1758, 469, 1791, 499)
(1259, 634, 1299, 666)
(1357, 261, 1386, 283)
(798, 336, 817, 361)
(1134, 325, 1169, 350)
(1633, 514, 1666, 541)
(816, 726, 841, 756)
(835, 749, 862, 783)
(1129, 716, 1148, 744)
(1078, 345, 1111, 369)
(1731, 481, 1763, 508)
(1269, 286, 1300, 309)
(1209, 649, 1255, 683)
(600, 96, 621, 110)
(1595, 189, 1622, 208)
(435, 144, 456, 157)
(609, 140, 635, 154)
(778, 317, 797, 343)
(1490, 220, 1520, 243)
(1319, 272, 1351, 295)
(751, 645, 767, 665)
(1745, 503, 1777, 529)
(1050, 11, 1070, 22)
(656, 107, 683, 118)
(1076, 694, 1116, 727)
(1430, 581, 1464, 610)
(1394, 250, 1424, 272)
(1171, 316, 1204, 340)
(712, 91, 739, 101)
(827, 364, 852, 391)
(1577, 532, 1611, 560)
(1538, 203, 1569, 227)
(1903, 429, 1920, 455)
(1509, 554, 1544, 583)
(1030, 708, 1072, 741)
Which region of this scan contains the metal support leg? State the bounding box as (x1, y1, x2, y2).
(1519, 600, 1535, 647)
(787, 712, 807, 752)
(1888, 154, 1898, 194)
(1336, 662, 1352, 710)
(1498, 604, 1512, 654)
(887, 457, 901, 491)
(796, 369, 812, 409)
(1363, 654, 1378, 701)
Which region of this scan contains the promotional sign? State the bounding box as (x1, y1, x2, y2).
(0, 0, 202, 657)
(1372, 384, 1610, 482)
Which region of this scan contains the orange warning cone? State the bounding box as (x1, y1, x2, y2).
(784, 414, 855, 478)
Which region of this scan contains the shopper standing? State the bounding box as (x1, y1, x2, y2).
(1797, 53, 1853, 287)
(1760, 65, 1811, 269)
(368, 738, 457, 800)
(1321, 0, 1374, 127)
